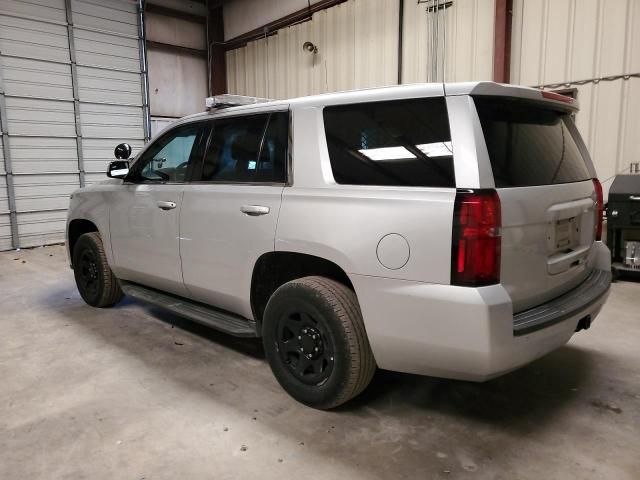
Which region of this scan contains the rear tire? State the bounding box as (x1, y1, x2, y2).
(72, 232, 123, 308)
(262, 276, 376, 409)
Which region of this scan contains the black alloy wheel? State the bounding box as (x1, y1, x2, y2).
(276, 310, 335, 386)
(262, 276, 376, 409)
(77, 248, 100, 297)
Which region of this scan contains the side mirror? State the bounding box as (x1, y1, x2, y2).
(107, 160, 130, 179)
(114, 143, 132, 160)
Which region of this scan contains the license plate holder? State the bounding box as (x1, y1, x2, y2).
(554, 217, 579, 250)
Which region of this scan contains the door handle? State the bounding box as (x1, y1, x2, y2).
(240, 205, 270, 216)
(630, 195, 640, 201)
(157, 201, 177, 210)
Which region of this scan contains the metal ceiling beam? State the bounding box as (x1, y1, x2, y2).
(223, 0, 349, 51)
(146, 40, 207, 58)
(145, 3, 206, 24)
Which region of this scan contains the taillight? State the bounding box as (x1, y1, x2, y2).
(541, 90, 575, 104)
(451, 189, 501, 287)
(593, 178, 603, 241)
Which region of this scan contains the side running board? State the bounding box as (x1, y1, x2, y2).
(121, 283, 258, 337)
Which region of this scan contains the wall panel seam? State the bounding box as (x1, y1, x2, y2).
(137, 0, 151, 142)
(614, 0, 633, 173)
(72, 24, 140, 40)
(587, 0, 605, 155)
(0, 56, 20, 248)
(565, 0, 575, 81)
(65, 0, 85, 188)
(0, 10, 68, 27)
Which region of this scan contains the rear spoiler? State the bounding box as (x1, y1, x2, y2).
(445, 81, 579, 112)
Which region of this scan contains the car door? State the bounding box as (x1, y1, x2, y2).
(180, 110, 289, 319)
(109, 121, 207, 296)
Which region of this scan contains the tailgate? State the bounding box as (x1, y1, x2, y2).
(499, 182, 597, 312)
(473, 95, 598, 312)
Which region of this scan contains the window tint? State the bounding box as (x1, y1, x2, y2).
(199, 112, 288, 183)
(134, 122, 203, 183)
(474, 96, 590, 188)
(323, 97, 454, 187)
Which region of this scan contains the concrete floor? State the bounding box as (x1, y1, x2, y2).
(1, 245, 639, 480)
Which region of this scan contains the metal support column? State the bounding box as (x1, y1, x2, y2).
(493, 0, 513, 83)
(208, 2, 227, 96)
(65, 0, 86, 187)
(138, 0, 152, 142)
(0, 59, 20, 249)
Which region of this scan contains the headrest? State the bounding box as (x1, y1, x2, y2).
(230, 132, 260, 165)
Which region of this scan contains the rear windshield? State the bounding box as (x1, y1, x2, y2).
(474, 96, 591, 188)
(323, 97, 455, 187)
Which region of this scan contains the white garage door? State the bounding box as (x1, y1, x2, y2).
(0, 0, 148, 250)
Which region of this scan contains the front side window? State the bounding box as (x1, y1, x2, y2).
(198, 112, 289, 183)
(132, 122, 204, 183)
(323, 97, 455, 187)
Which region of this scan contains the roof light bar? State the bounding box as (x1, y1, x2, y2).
(205, 94, 272, 110)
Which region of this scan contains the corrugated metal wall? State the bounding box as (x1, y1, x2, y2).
(511, 0, 640, 197)
(226, 0, 636, 198)
(0, 0, 146, 250)
(227, 0, 400, 99)
(226, 0, 495, 98)
(402, 0, 495, 83)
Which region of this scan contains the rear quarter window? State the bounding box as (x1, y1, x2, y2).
(474, 96, 591, 188)
(323, 97, 455, 188)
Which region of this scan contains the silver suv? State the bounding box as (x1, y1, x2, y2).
(66, 82, 611, 409)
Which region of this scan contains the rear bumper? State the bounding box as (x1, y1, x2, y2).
(513, 268, 611, 336)
(351, 246, 611, 381)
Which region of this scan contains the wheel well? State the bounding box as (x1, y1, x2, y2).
(251, 252, 353, 330)
(68, 219, 98, 263)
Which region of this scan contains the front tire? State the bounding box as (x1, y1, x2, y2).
(262, 276, 376, 409)
(72, 232, 123, 308)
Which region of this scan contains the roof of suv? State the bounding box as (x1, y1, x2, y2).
(182, 81, 577, 124)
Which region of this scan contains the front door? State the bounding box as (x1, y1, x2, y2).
(109, 121, 207, 296)
(180, 110, 289, 319)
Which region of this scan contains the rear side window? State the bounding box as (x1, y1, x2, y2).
(474, 96, 591, 188)
(323, 97, 455, 187)
(199, 112, 288, 183)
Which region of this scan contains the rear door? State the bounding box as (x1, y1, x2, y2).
(473, 96, 598, 312)
(180, 110, 288, 319)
